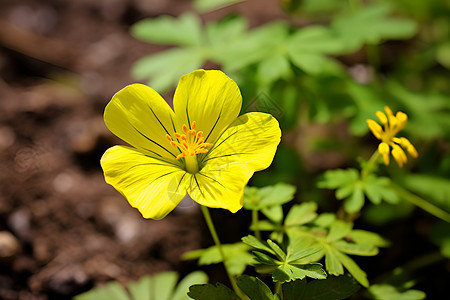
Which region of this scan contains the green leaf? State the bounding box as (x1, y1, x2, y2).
(253, 251, 280, 266)
(188, 283, 239, 300)
(326, 220, 353, 243)
(324, 246, 344, 276)
(242, 235, 276, 254)
(131, 13, 202, 46)
(74, 281, 130, 300)
(193, 0, 245, 13)
(344, 183, 365, 213)
(363, 175, 399, 205)
(333, 241, 379, 256)
(347, 230, 390, 248)
(285, 202, 318, 227)
(332, 2, 417, 50)
(334, 250, 369, 287)
(267, 239, 287, 260)
(282, 275, 360, 300)
(368, 284, 426, 300)
(261, 206, 284, 223)
(287, 239, 323, 263)
(237, 275, 278, 300)
(244, 183, 297, 210)
(172, 272, 210, 300)
(314, 213, 336, 228)
(257, 54, 291, 84)
(318, 169, 359, 189)
(273, 263, 327, 283)
(131, 48, 204, 92)
(183, 243, 253, 276)
(75, 271, 208, 300)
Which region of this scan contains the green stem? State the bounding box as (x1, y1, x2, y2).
(252, 210, 261, 240)
(390, 183, 450, 223)
(275, 281, 282, 298)
(200, 206, 245, 298)
(361, 150, 380, 179)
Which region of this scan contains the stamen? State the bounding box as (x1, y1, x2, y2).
(167, 122, 213, 160)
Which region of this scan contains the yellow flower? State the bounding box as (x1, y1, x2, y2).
(100, 70, 281, 219)
(366, 106, 418, 167)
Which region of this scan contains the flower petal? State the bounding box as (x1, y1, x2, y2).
(173, 69, 242, 145)
(187, 159, 254, 213)
(366, 119, 383, 140)
(378, 142, 390, 165)
(391, 144, 407, 168)
(203, 112, 281, 172)
(100, 145, 188, 220)
(104, 84, 182, 163)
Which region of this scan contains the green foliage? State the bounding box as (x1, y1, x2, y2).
(248, 201, 389, 287)
(368, 284, 426, 300)
(75, 271, 208, 300)
(183, 243, 254, 276)
(188, 282, 239, 300)
(282, 275, 360, 300)
(242, 235, 326, 283)
(318, 169, 399, 213)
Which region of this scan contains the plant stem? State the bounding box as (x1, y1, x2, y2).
(252, 210, 261, 240)
(275, 281, 282, 298)
(200, 205, 245, 298)
(390, 183, 450, 223)
(361, 150, 380, 179)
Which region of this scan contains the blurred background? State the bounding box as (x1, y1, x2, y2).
(0, 0, 449, 299)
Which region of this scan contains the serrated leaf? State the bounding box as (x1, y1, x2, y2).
(324, 246, 344, 276)
(347, 230, 390, 248)
(333, 241, 378, 256)
(327, 220, 353, 242)
(267, 239, 286, 260)
(344, 184, 365, 213)
(285, 202, 318, 227)
(282, 275, 360, 300)
(187, 283, 239, 300)
(273, 263, 327, 283)
(334, 250, 369, 287)
(253, 251, 280, 266)
(237, 275, 278, 300)
(363, 175, 399, 205)
(242, 235, 275, 255)
(131, 13, 202, 46)
(244, 183, 297, 210)
(314, 213, 336, 228)
(318, 169, 359, 189)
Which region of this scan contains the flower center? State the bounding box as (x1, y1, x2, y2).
(166, 121, 213, 173)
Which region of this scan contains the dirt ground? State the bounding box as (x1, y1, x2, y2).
(0, 0, 287, 299)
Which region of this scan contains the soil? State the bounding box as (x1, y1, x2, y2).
(0, 1, 287, 299)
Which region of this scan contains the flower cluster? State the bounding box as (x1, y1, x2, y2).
(366, 106, 418, 167)
(100, 70, 281, 219)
